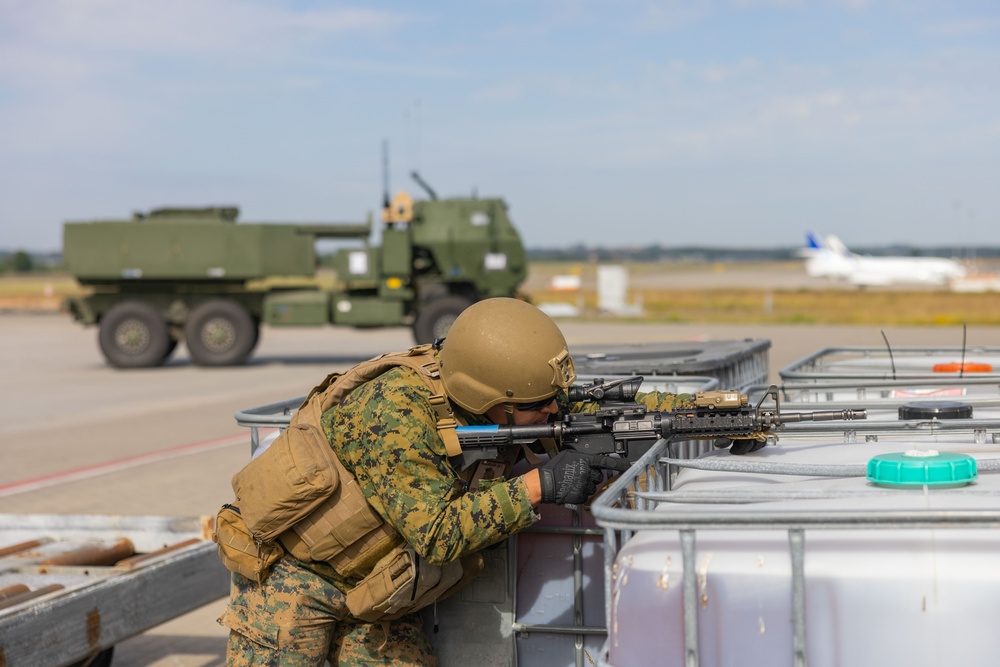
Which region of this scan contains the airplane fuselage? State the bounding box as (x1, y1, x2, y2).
(802, 234, 967, 287)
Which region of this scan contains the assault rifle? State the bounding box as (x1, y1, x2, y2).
(454, 377, 867, 466)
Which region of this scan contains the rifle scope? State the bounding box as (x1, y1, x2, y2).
(567, 376, 643, 403)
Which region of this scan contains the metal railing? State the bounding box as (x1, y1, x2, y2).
(780, 345, 1000, 382)
(744, 377, 1000, 404)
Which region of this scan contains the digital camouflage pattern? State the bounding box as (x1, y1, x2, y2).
(220, 363, 539, 665)
(221, 556, 437, 666)
(321, 366, 536, 567)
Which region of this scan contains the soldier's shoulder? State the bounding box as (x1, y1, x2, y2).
(335, 364, 434, 415)
(367, 365, 434, 397)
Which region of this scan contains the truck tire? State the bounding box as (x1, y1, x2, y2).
(98, 301, 172, 368)
(413, 296, 474, 344)
(184, 299, 258, 366)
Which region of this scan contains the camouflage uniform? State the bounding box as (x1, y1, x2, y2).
(223, 557, 435, 666)
(220, 364, 538, 666)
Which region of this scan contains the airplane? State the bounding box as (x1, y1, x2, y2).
(801, 232, 967, 287)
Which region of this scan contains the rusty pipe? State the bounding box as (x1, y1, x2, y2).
(40, 538, 136, 567)
(0, 584, 65, 611)
(115, 538, 200, 569)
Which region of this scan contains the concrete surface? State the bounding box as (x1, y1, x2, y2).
(3, 312, 999, 666)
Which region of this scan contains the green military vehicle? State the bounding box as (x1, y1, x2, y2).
(63, 187, 527, 368)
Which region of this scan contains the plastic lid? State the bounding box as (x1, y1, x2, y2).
(932, 362, 993, 373)
(867, 450, 978, 488)
(898, 401, 973, 420)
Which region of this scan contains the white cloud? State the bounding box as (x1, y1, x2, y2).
(0, 0, 414, 96)
(473, 82, 527, 103)
(310, 57, 463, 79)
(760, 91, 847, 122)
(920, 17, 1000, 37)
(0, 1, 421, 157)
(2, 0, 409, 55)
(733, 0, 804, 8)
(633, 0, 715, 32)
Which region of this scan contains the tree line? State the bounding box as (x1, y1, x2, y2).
(3, 245, 999, 275)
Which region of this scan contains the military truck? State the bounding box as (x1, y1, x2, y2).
(63, 186, 527, 368)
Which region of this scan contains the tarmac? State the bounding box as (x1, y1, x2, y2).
(3, 311, 999, 666)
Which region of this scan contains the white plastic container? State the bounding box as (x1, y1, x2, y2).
(600, 432, 1000, 667)
(611, 520, 1000, 666)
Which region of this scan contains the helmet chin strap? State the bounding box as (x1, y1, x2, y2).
(502, 403, 516, 426)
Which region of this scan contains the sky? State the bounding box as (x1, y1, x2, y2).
(1, 0, 999, 253)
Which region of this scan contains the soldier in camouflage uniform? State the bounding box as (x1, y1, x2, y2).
(219, 298, 695, 666)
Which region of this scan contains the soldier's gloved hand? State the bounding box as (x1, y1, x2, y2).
(714, 438, 766, 455)
(538, 451, 629, 505)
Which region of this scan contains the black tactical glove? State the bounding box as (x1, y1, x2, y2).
(713, 437, 766, 455)
(538, 451, 629, 505)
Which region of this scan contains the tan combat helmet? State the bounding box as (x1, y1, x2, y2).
(439, 297, 576, 414)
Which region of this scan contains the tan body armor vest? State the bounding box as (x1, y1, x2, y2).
(216, 344, 499, 621)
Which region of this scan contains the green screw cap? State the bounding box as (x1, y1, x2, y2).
(867, 450, 978, 488)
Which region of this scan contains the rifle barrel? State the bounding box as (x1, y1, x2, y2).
(777, 409, 867, 424)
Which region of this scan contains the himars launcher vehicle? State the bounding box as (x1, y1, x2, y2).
(62, 178, 527, 368)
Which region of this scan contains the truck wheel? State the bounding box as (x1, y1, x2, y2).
(98, 301, 172, 368)
(185, 299, 258, 366)
(413, 296, 474, 344)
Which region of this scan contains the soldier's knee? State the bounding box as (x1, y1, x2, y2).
(226, 628, 278, 666)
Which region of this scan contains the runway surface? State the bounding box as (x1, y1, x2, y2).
(3, 312, 998, 666)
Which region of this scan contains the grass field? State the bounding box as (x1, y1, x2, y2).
(522, 261, 1000, 326)
(526, 286, 1000, 326)
(2, 265, 998, 326)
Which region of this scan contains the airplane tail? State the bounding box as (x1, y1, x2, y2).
(797, 232, 828, 258)
(803, 232, 853, 258)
